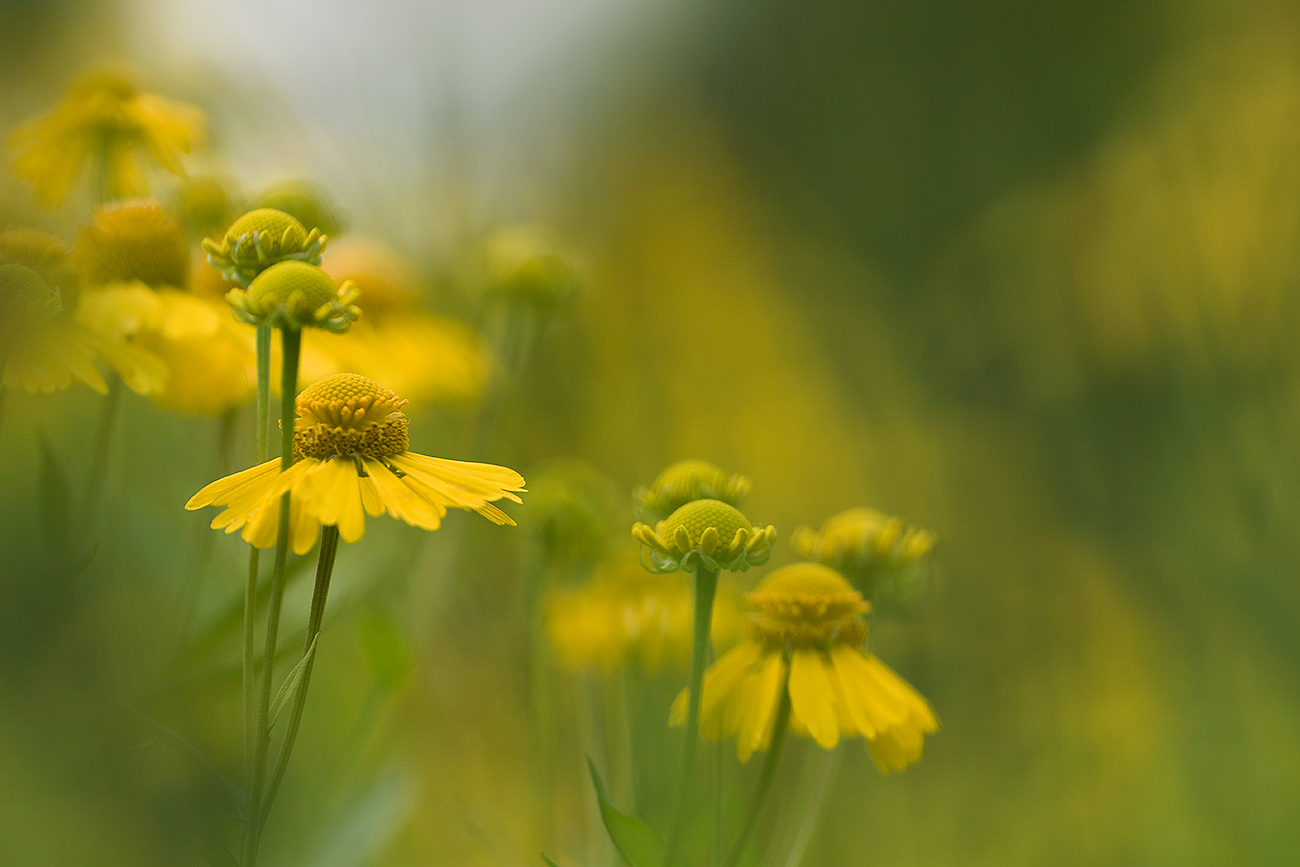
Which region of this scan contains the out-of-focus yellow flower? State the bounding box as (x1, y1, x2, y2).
(226, 260, 359, 332)
(313, 238, 488, 403)
(186, 373, 525, 553)
(2, 263, 166, 395)
(670, 563, 937, 770)
(202, 208, 326, 288)
(479, 224, 581, 309)
(250, 180, 345, 237)
(7, 68, 205, 207)
(546, 559, 743, 673)
(634, 459, 752, 522)
(75, 200, 191, 288)
(791, 507, 936, 577)
(633, 498, 775, 574)
(76, 281, 254, 415)
(174, 174, 240, 240)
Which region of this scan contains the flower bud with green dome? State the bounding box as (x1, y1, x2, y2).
(226, 260, 360, 332)
(202, 207, 326, 288)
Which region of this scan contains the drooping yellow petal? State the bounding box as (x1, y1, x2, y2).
(830, 646, 911, 733)
(735, 653, 787, 762)
(669, 640, 763, 735)
(295, 456, 366, 543)
(389, 453, 524, 525)
(186, 458, 280, 509)
(788, 649, 840, 750)
(363, 457, 445, 529)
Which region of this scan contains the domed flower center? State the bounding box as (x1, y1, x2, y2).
(293, 373, 410, 460)
(77, 200, 190, 288)
(223, 208, 309, 254)
(658, 498, 752, 550)
(745, 563, 869, 650)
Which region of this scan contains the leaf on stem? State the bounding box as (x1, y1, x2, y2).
(268, 633, 318, 731)
(587, 756, 682, 867)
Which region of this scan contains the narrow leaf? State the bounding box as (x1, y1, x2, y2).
(586, 756, 675, 867)
(269, 634, 318, 731)
(540, 855, 563, 867)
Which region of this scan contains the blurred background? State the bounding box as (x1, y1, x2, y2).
(3, 0, 1300, 864)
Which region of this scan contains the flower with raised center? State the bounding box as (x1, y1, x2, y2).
(633, 459, 752, 522)
(186, 373, 526, 553)
(202, 208, 326, 288)
(633, 498, 775, 574)
(791, 508, 936, 604)
(7, 68, 205, 207)
(75, 200, 191, 288)
(670, 562, 938, 770)
(226, 260, 359, 333)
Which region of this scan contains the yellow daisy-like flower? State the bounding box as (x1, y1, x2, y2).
(7, 68, 205, 207)
(546, 559, 744, 673)
(75, 199, 191, 288)
(670, 562, 938, 771)
(791, 507, 936, 579)
(2, 263, 166, 395)
(633, 498, 776, 574)
(633, 459, 752, 522)
(186, 373, 525, 553)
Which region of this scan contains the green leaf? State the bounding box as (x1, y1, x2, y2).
(37, 431, 70, 547)
(268, 634, 318, 731)
(540, 855, 563, 867)
(586, 756, 676, 867)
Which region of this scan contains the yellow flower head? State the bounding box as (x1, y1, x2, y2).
(2, 264, 166, 395)
(671, 562, 938, 770)
(791, 507, 936, 581)
(75, 200, 190, 288)
(7, 68, 205, 207)
(633, 498, 776, 574)
(186, 373, 526, 553)
(226, 260, 359, 332)
(201, 208, 326, 288)
(479, 225, 581, 309)
(546, 559, 744, 673)
(634, 459, 752, 521)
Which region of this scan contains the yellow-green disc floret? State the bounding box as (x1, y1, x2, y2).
(201, 207, 326, 288)
(633, 498, 776, 574)
(226, 260, 360, 332)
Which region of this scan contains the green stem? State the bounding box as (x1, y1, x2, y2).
(724, 687, 791, 867)
(778, 746, 841, 867)
(243, 323, 273, 809)
(662, 565, 719, 867)
(79, 374, 123, 526)
(244, 326, 300, 867)
(259, 524, 339, 828)
(714, 739, 723, 867)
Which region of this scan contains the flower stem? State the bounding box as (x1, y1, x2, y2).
(724, 687, 791, 867)
(243, 324, 272, 811)
(259, 523, 339, 829)
(778, 746, 841, 867)
(244, 326, 300, 867)
(662, 565, 719, 867)
(79, 374, 123, 526)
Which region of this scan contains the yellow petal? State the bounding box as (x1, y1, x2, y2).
(735, 653, 787, 763)
(788, 649, 840, 750)
(365, 457, 445, 529)
(187, 458, 280, 509)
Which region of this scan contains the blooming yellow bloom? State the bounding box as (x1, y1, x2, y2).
(7, 68, 205, 207)
(670, 562, 937, 771)
(75, 200, 191, 288)
(186, 373, 525, 553)
(546, 559, 743, 673)
(2, 263, 166, 395)
(791, 507, 935, 571)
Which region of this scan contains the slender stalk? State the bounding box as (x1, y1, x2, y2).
(778, 747, 842, 867)
(259, 524, 340, 828)
(713, 739, 723, 867)
(662, 565, 719, 867)
(244, 326, 300, 867)
(243, 323, 273, 805)
(724, 688, 792, 867)
(79, 374, 123, 526)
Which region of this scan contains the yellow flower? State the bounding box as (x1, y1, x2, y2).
(76, 281, 254, 415)
(7, 68, 204, 207)
(791, 508, 936, 600)
(633, 498, 776, 574)
(75, 200, 191, 288)
(186, 373, 525, 553)
(202, 208, 326, 288)
(546, 559, 744, 673)
(633, 459, 752, 522)
(2, 263, 167, 395)
(670, 562, 938, 771)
